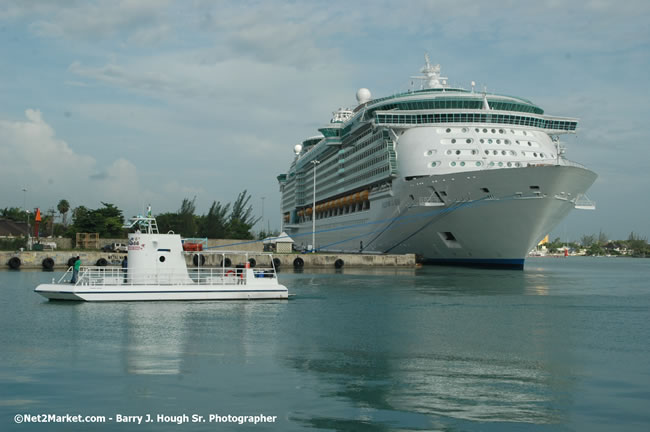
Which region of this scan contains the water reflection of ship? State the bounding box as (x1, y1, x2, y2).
(119, 302, 265, 376)
(285, 270, 572, 427)
(121, 304, 188, 375)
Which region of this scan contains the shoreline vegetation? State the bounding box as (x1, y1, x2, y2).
(1, 198, 648, 257)
(530, 233, 649, 258)
(1, 191, 278, 251)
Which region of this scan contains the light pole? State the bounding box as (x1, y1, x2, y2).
(260, 196, 265, 234)
(22, 188, 29, 248)
(311, 160, 320, 252)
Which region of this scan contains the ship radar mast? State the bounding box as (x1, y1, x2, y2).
(123, 205, 159, 234)
(411, 53, 449, 90)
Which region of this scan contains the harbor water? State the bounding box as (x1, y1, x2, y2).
(1, 257, 649, 431)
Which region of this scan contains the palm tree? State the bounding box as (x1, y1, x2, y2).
(57, 199, 70, 227)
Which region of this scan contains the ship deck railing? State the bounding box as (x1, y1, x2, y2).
(56, 266, 278, 287)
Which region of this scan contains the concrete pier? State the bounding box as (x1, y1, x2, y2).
(1, 251, 416, 270)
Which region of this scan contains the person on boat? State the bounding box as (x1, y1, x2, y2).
(121, 256, 128, 283)
(71, 256, 81, 283)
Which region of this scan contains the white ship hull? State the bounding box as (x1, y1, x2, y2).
(35, 283, 289, 301)
(285, 165, 596, 269)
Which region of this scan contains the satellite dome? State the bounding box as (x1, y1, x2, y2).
(294, 144, 303, 154)
(356, 88, 372, 105)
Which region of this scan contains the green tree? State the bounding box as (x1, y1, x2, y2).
(627, 232, 649, 257)
(580, 234, 596, 247)
(200, 201, 230, 238)
(68, 203, 125, 239)
(598, 230, 608, 245)
(155, 212, 180, 235)
(227, 190, 260, 240)
(586, 243, 605, 256)
(155, 198, 198, 237)
(546, 237, 563, 253)
(178, 197, 197, 237)
(57, 199, 70, 226)
(1, 207, 28, 223)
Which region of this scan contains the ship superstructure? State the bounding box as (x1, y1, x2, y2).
(277, 55, 596, 268)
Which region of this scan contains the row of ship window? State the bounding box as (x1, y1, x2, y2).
(366, 98, 544, 117)
(442, 149, 547, 157)
(297, 200, 371, 223)
(445, 127, 532, 135)
(447, 138, 537, 146)
(375, 113, 576, 131)
(429, 161, 536, 168)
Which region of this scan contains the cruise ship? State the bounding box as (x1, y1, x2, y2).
(277, 55, 596, 269)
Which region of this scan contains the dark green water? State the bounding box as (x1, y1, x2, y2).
(1, 257, 649, 431)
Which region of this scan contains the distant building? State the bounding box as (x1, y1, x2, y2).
(263, 232, 294, 253)
(0, 219, 28, 238)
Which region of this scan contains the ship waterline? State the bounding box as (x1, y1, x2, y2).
(278, 56, 596, 268)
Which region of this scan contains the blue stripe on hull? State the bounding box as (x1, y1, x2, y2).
(60, 289, 286, 294)
(421, 258, 525, 270)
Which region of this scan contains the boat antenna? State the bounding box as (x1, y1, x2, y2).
(410, 52, 448, 90)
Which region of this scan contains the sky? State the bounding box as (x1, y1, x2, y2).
(1, 0, 648, 241)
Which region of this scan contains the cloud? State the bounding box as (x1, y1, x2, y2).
(0, 109, 146, 214)
(6, 0, 173, 44)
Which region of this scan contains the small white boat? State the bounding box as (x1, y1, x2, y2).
(35, 213, 289, 301)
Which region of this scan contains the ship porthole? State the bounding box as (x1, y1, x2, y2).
(159, 256, 166, 263)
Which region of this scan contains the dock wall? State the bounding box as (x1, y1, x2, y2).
(1, 251, 416, 270)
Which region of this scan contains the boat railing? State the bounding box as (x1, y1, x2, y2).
(70, 266, 278, 287)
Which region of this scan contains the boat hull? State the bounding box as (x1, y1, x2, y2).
(34, 284, 289, 301)
(285, 165, 596, 269)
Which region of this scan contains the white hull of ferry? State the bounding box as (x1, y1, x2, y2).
(285, 165, 596, 269)
(34, 284, 289, 302)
